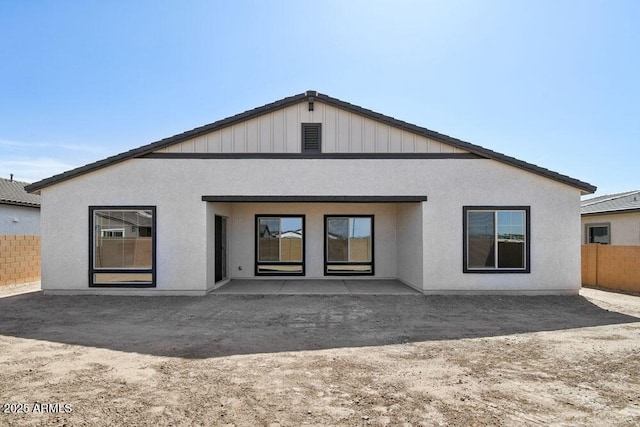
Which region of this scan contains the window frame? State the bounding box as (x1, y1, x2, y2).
(324, 215, 375, 276)
(254, 214, 306, 276)
(585, 222, 610, 244)
(89, 206, 157, 288)
(463, 206, 530, 274)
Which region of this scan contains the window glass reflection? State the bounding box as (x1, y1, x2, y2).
(466, 209, 526, 270)
(256, 216, 304, 275)
(326, 216, 373, 275)
(349, 218, 371, 262)
(327, 218, 348, 262)
(467, 212, 495, 268)
(94, 210, 153, 269)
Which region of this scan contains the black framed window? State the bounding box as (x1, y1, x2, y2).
(325, 215, 374, 275)
(463, 206, 530, 273)
(89, 206, 156, 287)
(586, 223, 610, 244)
(255, 215, 305, 275)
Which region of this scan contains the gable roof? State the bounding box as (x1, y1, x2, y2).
(581, 190, 640, 216)
(0, 177, 41, 208)
(25, 91, 596, 194)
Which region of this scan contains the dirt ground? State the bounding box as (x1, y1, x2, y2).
(0, 286, 639, 426)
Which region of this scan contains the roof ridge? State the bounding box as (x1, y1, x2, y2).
(0, 177, 32, 185)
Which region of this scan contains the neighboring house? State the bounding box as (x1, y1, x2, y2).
(26, 91, 596, 296)
(581, 190, 640, 245)
(0, 176, 41, 235)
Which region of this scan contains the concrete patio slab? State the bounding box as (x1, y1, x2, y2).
(344, 279, 421, 295)
(210, 279, 420, 295)
(212, 280, 285, 294)
(280, 280, 352, 295)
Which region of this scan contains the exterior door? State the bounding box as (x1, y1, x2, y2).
(215, 216, 228, 282)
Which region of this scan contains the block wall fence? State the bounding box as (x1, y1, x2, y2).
(0, 235, 41, 286)
(582, 244, 640, 293)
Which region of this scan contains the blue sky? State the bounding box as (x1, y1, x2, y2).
(1, 1, 638, 197)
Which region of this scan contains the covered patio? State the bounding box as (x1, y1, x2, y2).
(210, 279, 421, 295)
(205, 197, 427, 293)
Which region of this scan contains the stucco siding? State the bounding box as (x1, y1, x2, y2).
(40, 170, 209, 295)
(420, 172, 581, 293)
(154, 101, 468, 155)
(396, 203, 424, 290)
(38, 157, 582, 294)
(581, 212, 640, 245)
(0, 204, 40, 235)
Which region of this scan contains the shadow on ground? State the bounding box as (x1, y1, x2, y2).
(0, 292, 638, 359)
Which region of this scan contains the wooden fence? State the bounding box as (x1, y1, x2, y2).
(582, 244, 640, 293)
(0, 235, 41, 286)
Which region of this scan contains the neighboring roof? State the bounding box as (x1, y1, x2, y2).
(581, 190, 640, 216)
(0, 177, 41, 208)
(25, 91, 596, 194)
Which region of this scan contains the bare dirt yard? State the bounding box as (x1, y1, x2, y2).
(0, 286, 639, 426)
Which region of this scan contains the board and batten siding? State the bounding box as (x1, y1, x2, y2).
(154, 101, 468, 155)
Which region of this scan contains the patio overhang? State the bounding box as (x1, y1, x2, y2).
(201, 195, 428, 203)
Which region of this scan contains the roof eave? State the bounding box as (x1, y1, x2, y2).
(582, 207, 640, 216)
(25, 92, 310, 193)
(314, 93, 596, 194)
(0, 200, 41, 208)
(25, 90, 596, 195)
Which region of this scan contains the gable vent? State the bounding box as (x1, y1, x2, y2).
(302, 123, 321, 154)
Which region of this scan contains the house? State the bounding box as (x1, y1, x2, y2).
(581, 190, 640, 245)
(0, 175, 40, 235)
(25, 91, 596, 295)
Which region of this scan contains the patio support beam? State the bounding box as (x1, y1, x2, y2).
(201, 196, 428, 203)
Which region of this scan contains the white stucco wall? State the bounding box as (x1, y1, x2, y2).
(581, 213, 640, 245)
(39, 157, 583, 295)
(0, 204, 40, 235)
(396, 202, 424, 290)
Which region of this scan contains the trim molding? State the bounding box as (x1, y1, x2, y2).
(202, 195, 428, 203)
(42, 289, 208, 296)
(143, 152, 482, 160)
(581, 208, 640, 217)
(420, 289, 579, 295)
